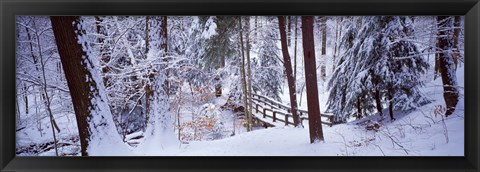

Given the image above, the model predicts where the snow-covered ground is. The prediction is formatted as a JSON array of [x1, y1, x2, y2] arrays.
[[17, 64, 464, 156], [131, 65, 464, 156]]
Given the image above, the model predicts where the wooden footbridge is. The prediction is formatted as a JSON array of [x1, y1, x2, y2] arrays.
[[249, 93, 334, 128]]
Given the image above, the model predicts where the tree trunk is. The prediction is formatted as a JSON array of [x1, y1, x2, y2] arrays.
[[23, 84, 28, 114], [278, 16, 300, 127], [321, 16, 327, 55], [215, 17, 225, 97], [145, 16, 150, 55], [32, 19, 61, 134], [437, 16, 460, 117], [452, 16, 461, 70], [293, 16, 298, 82], [29, 17, 60, 155], [301, 16, 324, 143], [374, 90, 382, 116], [333, 17, 341, 69], [51, 16, 123, 156], [161, 16, 168, 55], [246, 17, 254, 130], [388, 88, 395, 120], [145, 84, 152, 127], [254, 16, 258, 44], [370, 71, 383, 116], [25, 26, 39, 71], [356, 97, 362, 119], [320, 16, 327, 80], [161, 16, 170, 97], [434, 52, 441, 80], [40, 45, 59, 157], [287, 16, 292, 46], [239, 17, 252, 131]]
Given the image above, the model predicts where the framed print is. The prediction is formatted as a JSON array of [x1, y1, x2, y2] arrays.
[[1, 0, 479, 171]]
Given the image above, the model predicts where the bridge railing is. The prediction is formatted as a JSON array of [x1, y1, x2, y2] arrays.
[[250, 93, 334, 127]]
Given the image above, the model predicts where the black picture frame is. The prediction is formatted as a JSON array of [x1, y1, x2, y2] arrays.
[[1, 0, 479, 171]]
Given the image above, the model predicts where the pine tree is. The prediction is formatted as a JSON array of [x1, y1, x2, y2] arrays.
[[327, 16, 429, 123], [252, 17, 284, 101]]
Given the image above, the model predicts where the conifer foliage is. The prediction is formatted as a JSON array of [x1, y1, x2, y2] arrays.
[[327, 16, 430, 123]]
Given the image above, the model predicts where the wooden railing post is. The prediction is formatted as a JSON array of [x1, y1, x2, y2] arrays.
[[263, 108, 267, 118], [285, 115, 289, 126], [256, 104, 259, 113], [273, 111, 277, 122]]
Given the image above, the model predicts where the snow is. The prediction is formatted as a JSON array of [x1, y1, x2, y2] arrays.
[[78, 17, 132, 156], [81, 66, 464, 156], [16, 16, 464, 157], [201, 16, 218, 39]]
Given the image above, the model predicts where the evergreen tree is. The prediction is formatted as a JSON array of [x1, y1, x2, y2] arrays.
[[252, 17, 284, 101], [327, 16, 429, 123]]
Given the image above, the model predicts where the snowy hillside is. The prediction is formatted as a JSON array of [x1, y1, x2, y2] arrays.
[[133, 66, 464, 156], [18, 66, 464, 156]]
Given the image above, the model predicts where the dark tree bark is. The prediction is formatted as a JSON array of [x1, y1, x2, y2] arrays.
[[356, 97, 362, 119], [23, 84, 28, 114], [320, 16, 327, 55], [293, 16, 298, 82], [160, 16, 168, 55], [51, 16, 120, 156], [51, 16, 91, 156], [437, 16, 460, 117], [301, 16, 324, 143], [370, 70, 383, 116], [278, 16, 300, 127], [145, 16, 150, 55], [254, 16, 258, 44], [239, 17, 252, 131], [333, 17, 340, 69], [374, 90, 383, 116], [246, 17, 254, 131], [25, 26, 39, 71], [388, 88, 395, 120], [452, 16, 461, 70], [287, 16, 292, 46], [320, 16, 327, 80], [434, 53, 440, 80], [160, 16, 171, 97]]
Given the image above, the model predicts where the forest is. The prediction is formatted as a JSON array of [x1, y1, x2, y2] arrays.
[[15, 16, 464, 156]]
